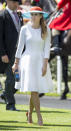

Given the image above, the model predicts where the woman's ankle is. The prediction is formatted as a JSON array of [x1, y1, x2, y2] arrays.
[[28, 111, 32, 116], [38, 115, 43, 126]]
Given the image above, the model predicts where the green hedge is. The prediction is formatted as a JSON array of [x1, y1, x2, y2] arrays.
[[50, 56, 71, 81]]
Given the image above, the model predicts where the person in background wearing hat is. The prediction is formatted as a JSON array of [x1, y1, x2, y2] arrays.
[[49, 0, 71, 53], [0, 0, 23, 111], [12, 6, 53, 125]]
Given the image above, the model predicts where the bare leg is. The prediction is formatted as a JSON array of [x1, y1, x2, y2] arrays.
[[29, 94, 34, 114], [31, 92, 43, 126], [28, 94, 34, 123]]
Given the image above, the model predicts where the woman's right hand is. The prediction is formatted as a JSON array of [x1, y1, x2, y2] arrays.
[[12, 63, 18, 73]]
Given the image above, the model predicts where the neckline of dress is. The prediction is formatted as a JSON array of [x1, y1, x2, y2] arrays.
[[29, 22, 41, 30]]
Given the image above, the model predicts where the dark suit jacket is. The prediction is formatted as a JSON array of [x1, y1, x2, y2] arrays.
[[0, 9, 23, 73]]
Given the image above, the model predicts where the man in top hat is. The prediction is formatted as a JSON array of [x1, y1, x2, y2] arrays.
[[0, 0, 23, 111]]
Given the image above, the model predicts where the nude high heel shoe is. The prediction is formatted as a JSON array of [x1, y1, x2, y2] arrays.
[[26, 112, 33, 123], [38, 115, 43, 126]]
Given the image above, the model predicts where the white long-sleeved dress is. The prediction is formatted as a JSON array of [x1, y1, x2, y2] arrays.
[[15, 22, 53, 93]]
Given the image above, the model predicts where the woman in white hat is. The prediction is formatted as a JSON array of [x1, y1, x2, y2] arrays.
[[12, 6, 53, 126]]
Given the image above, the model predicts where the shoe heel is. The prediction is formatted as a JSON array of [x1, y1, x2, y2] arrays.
[[26, 112, 33, 123], [26, 112, 28, 121]]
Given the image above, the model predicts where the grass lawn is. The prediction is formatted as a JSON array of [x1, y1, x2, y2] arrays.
[[0, 104, 71, 131]]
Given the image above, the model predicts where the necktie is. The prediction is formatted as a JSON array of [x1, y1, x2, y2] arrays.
[[12, 11, 21, 33], [13, 12, 19, 24]]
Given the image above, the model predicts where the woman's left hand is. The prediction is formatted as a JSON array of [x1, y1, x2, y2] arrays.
[[42, 65, 47, 76], [42, 59, 48, 76]]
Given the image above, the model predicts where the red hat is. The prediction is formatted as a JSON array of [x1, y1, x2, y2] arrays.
[[23, 6, 49, 19], [30, 6, 43, 13]]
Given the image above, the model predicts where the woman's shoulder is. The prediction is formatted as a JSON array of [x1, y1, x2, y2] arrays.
[[20, 23, 29, 33], [21, 22, 31, 30], [21, 24, 27, 30]]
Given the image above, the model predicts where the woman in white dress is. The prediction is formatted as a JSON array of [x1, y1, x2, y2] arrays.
[[12, 6, 53, 126]]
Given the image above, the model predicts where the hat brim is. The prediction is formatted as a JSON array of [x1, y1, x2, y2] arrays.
[[22, 11, 49, 19]]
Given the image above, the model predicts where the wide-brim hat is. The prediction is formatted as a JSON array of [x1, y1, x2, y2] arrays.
[[29, 6, 45, 13], [22, 6, 49, 19]]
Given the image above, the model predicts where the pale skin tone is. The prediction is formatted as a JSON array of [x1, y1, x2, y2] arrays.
[[1, 0, 19, 63], [12, 13, 48, 126]]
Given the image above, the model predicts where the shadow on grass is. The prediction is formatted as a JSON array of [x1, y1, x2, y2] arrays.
[[0, 123, 71, 130], [16, 108, 68, 114], [40, 110, 67, 113], [43, 124, 71, 127], [0, 124, 48, 130], [20, 110, 67, 114], [0, 121, 23, 123]]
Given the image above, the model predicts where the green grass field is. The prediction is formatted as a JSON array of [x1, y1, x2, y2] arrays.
[[0, 75, 71, 131], [0, 104, 71, 131]]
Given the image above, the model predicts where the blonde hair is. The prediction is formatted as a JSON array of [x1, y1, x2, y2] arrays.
[[40, 16, 47, 40]]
